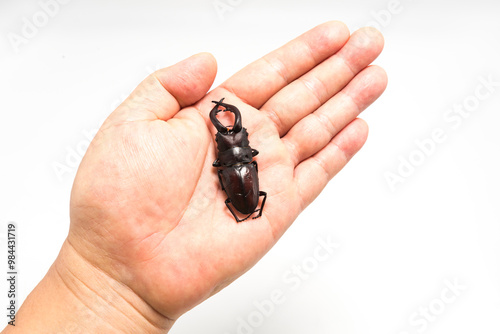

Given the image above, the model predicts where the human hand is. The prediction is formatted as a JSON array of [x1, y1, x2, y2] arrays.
[[5, 21, 387, 333]]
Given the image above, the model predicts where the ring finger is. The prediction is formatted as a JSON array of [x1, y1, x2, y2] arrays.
[[261, 27, 385, 138], [282, 65, 388, 167]]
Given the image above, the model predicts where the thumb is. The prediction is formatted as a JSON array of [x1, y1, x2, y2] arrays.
[[109, 52, 217, 123]]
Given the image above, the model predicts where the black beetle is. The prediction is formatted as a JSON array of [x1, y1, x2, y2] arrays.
[[210, 98, 267, 222]]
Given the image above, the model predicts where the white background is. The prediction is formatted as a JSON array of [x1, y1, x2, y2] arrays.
[[1, 0, 499, 333]]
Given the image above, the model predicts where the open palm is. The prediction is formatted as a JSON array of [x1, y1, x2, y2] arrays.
[[68, 22, 387, 321]]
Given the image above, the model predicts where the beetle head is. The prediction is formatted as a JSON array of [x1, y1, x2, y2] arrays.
[[215, 127, 250, 152]]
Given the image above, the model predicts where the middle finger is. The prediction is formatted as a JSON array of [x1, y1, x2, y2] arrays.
[[261, 27, 384, 137]]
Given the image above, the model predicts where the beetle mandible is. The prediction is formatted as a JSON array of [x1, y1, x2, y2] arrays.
[[210, 98, 267, 222]]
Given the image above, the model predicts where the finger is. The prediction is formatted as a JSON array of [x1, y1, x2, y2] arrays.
[[262, 27, 384, 137], [294, 118, 368, 210], [108, 53, 217, 124], [220, 21, 350, 108], [283, 65, 387, 166]]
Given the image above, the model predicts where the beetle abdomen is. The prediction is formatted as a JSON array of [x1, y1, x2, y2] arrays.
[[221, 164, 259, 214]]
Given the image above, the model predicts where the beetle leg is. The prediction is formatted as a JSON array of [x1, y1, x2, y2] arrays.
[[217, 169, 225, 191], [252, 191, 267, 219], [251, 149, 259, 157], [213, 159, 221, 167]]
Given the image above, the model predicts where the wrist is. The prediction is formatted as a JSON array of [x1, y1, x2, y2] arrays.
[[2, 239, 173, 333]]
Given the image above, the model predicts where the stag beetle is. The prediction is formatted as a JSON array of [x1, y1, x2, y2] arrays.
[[210, 98, 267, 222]]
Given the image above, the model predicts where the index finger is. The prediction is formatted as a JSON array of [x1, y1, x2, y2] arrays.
[[219, 21, 350, 108]]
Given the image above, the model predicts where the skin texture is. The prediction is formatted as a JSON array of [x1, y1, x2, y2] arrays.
[[2, 22, 387, 333]]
